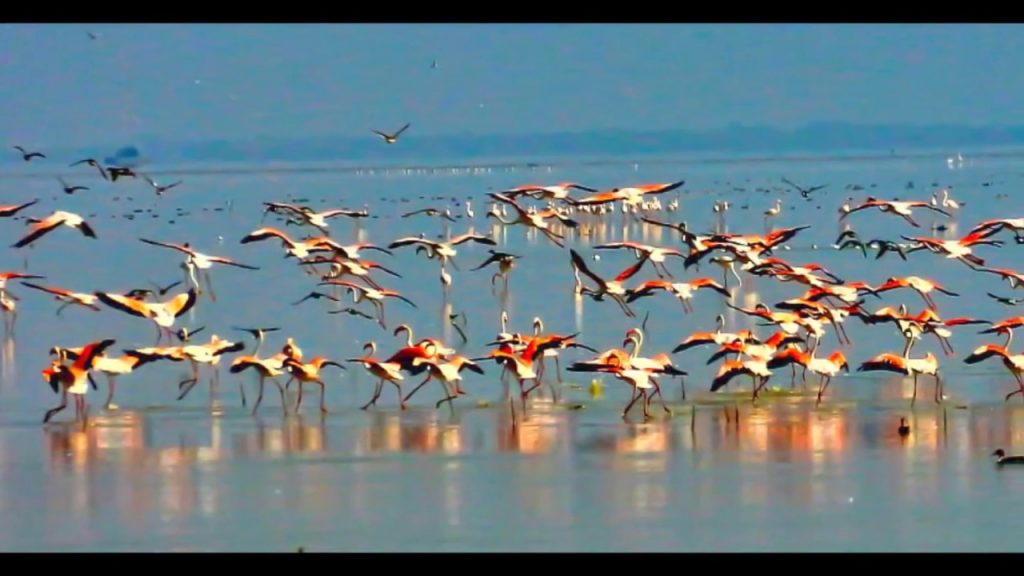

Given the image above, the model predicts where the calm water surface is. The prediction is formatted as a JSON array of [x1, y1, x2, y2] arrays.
[[2, 150, 1024, 551]]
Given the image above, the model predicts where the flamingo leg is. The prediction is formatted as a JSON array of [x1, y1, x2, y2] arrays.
[[402, 374, 432, 404], [251, 376, 265, 415], [816, 375, 831, 406], [274, 378, 289, 415], [392, 380, 407, 410], [203, 270, 217, 302], [435, 379, 459, 410], [104, 374, 118, 410], [361, 379, 384, 410], [622, 386, 642, 418], [649, 377, 672, 414], [911, 373, 918, 407], [316, 379, 327, 413], [296, 382, 305, 412], [44, 388, 68, 423]]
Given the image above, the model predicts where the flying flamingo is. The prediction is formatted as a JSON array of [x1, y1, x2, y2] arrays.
[[857, 351, 942, 405], [12, 211, 96, 248], [963, 344, 1024, 401], [42, 339, 114, 423]]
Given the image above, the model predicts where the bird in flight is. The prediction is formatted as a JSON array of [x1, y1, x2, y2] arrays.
[[69, 158, 108, 180], [13, 146, 45, 161], [372, 123, 411, 144], [142, 174, 182, 195], [57, 177, 88, 195], [988, 292, 1024, 306]]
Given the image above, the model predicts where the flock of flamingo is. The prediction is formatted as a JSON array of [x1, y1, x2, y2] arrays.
[[4, 147, 1024, 429]]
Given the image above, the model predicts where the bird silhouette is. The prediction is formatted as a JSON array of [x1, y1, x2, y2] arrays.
[[372, 123, 411, 144]]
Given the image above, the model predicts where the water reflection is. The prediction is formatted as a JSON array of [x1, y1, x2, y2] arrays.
[[1, 335, 14, 389], [19, 399, 1024, 551]]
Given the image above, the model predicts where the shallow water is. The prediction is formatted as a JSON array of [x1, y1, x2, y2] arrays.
[[2, 148, 1024, 551]]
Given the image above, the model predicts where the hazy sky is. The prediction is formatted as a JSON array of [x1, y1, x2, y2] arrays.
[[0, 23, 1022, 147]]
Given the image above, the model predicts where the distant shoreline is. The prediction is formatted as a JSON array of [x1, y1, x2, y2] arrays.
[[5, 122, 1024, 177], [1, 145, 1022, 180]]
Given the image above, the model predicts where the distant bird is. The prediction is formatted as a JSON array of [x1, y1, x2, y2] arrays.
[[57, 177, 88, 195], [142, 174, 182, 195], [70, 158, 108, 180], [149, 280, 183, 296], [21, 282, 102, 315], [107, 167, 137, 181], [0, 199, 38, 218], [327, 307, 376, 320], [992, 449, 1024, 465], [12, 211, 97, 248], [401, 207, 456, 222], [233, 327, 280, 354], [87, 31, 98, 40], [372, 123, 411, 144], [782, 177, 827, 199], [898, 417, 910, 437], [12, 146, 44, 161], [292, 291, 340, 306], [471, 249, 522, 287], [988, 293, 1024, 306]]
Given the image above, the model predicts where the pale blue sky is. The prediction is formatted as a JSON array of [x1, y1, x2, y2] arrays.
[[0, 23, 1022, 148]]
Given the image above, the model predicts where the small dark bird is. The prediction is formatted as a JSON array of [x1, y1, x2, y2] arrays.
[[782, 176, 827, 199], [149, 279, 182, 296], [988, 293, 1024, 306], [372, 123, 411, 144], [898, 417, 910, 437], [233, 327, 280, 341], [992, 449, 1024, 465], [292, 291, 340, 306], [836, 239, 868, 258], [87, 31, 98, 40], [57, 177, 89, 195], [13, 146, 45, 161], [69, 158, 108, 180], [108, 167, 137, 181], [327, 307, 375, 320], [175, 326, 205, 342], [142, 174, 182, 195], [401, 207, 455, 222], [871, 240, 908, 261]]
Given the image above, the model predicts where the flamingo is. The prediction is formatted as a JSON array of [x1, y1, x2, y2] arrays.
[[766, 346, 849, 405], [283, 356, 347, 414], [12, 211, 96, 248], [486, 192, 578, 247], [840, 197, 950, 228], [42, 339, 114, 423], [318, 280, 416, 329], [348, 342, 407, 410], [963, 344, 1024, 401], [94, 288, 198, 344], [624, 277, 730, 313], [230, 354, 290, 415], [857, 351, 942, 405]]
